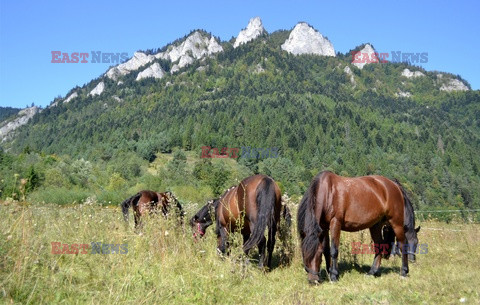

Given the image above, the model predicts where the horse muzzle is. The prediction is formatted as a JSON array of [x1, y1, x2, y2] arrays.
[[192, 223, 205, 240]]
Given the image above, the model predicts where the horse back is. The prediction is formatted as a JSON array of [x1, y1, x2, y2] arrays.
[[319, 172, 405, 231], [218, 174, 280, 231], [217, 185, 239, 229], [138, 190, 158, 204]]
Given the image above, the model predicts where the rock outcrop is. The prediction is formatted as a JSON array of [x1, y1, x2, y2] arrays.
[[158, 31, 223, 73], [64, 92, 78, 103], [352, 44, 376, 69], [281, 22, 335, 56], [344, 65, 356, 86], [50, 91, 78, 107], [0, 106, 39, 142], [234, 17, 265, 48], [401, 68, 425, 78], [396, 90, 412, 98], [440, 78, 469, 91], [136, 63, 165, 81], [88, 82, 105, 96], [106, 52, 155, 80]]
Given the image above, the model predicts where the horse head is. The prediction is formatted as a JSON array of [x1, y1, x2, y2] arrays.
[[190, 199, 217, 239], [404, 225, 421, 262]]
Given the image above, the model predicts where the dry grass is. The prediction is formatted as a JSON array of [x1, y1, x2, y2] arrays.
[[0, 199, 479, 304]]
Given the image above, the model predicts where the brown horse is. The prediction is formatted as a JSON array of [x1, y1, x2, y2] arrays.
[[191, 175, 284, 268], [121, 190, 183, 229], [298, 171, 420, 284]]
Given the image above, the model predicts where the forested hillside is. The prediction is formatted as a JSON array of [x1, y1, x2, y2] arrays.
[[1, 28, 479, 215], [0, 107, 20, 122]]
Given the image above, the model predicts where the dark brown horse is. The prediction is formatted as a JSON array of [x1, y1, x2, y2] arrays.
[[121, 190, 184, 228], [190, 175, 285, 268], [298, 171, 420, 284]]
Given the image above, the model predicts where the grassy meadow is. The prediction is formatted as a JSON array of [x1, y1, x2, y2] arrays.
[[1, 198, 479, 305]]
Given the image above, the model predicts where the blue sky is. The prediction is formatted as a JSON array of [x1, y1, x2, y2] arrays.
[[1, 0, 479, 108]]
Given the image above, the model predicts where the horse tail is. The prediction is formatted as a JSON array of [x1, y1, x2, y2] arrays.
[[298, 172, 325, 264], [121, 192, 141, 222], [243, 177, 277, 252]]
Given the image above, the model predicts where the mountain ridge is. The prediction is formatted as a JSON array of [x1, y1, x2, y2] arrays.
[[0, 17, 475, 148]]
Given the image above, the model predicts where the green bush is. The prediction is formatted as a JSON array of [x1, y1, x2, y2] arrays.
[[28, 187, 91, 205], [96, 189, 129, 206]]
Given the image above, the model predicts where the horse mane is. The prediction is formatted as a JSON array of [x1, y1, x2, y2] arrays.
[[393, 179, 415, 232], [298, 172, 324, 264]]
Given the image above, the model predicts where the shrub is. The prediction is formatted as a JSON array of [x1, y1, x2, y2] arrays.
[[28, 187, 90, 205]]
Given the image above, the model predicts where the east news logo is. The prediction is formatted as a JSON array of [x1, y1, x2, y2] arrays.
[[51, 51, 129, 64]]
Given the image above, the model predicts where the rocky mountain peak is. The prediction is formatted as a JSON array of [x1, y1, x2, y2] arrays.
[[157, 31, 223, 73], [281, 22, 335, 56], [233, 17, 265, 48]]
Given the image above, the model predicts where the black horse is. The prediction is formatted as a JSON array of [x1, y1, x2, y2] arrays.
[[190, 198, 219, 239]]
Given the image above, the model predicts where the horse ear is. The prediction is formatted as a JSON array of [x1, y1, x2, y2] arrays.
[[415, 226, 421, 233]]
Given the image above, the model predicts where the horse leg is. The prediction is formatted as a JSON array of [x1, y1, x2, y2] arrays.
[[368, 222, 384, 276], [266, 223, 277, 269], [391, 223, 409, 277], [133, 208, 142, 230], [257, 236, 267, 268], [329, 219, 341, 282], [217, 226, 228, 255], [323, 230, 331, 276]]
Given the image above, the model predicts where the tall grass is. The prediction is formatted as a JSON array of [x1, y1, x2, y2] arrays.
[[1, 200, 479, 304]]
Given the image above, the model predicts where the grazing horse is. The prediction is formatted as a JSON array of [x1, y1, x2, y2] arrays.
[[121, 190, 184, 229], [190, 175, 286, 269], [190, 191, 292, 240], [298, 171, 420, 284], [189, 194, 225, 239]]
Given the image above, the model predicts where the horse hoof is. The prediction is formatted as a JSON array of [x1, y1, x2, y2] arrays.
[[367, 271, 381, 277], [308, 279, 320, 285], [330, 275, 338, 282]]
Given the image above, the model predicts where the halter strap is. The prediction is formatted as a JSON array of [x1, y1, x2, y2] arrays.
[[193, 222, 205, 239], [304, 265, 321, 277], [197, 222, 204, 235]]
